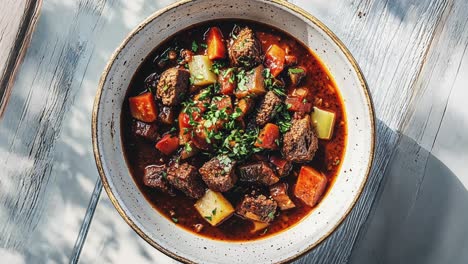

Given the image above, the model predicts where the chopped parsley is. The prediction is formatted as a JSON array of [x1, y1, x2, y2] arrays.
[[185, 142, 193, 153], [200, 43, 208, 49], [261, 228, 269, 235], [204, 215, 213, 221], [191, 41, 199, 52], [267, 211, 275, 220], [288, 68, 304, 74], [212, 208, 217, 216], [171, 217, 178, 223], [236, 69, 248, 91], [211, 60, 228, 74], [263, 68, 286, 97], [274, 103, 292, 133]]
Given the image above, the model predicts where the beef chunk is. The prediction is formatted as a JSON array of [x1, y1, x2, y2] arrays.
[[237, 194, 277, 223], [156, 67, 190, 106], [255, 91, 282, 126], [143, 165, 174, 195], [269, 183, 295, 210], [133, 121, 159, 142], [282, 116, 318, 163], [269, 156, 292, 177], [229, 27, 262, 68], [167, 163, 205, 199], [199, 155, 237, 192], [288, 67, 306, 87], [237, 162, 279, 186]]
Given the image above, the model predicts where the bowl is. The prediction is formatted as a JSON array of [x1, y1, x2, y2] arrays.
[[92, 0, 375, 263]]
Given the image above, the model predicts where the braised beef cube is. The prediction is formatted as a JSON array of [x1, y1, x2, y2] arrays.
[[235, 65, 266, 98], [143, 165, 174, 195], [229, 27, 262, 68], [133, 120, 159, 142], [269, 156, 292, 177], [236, 194, 277, 223], [237, 162, 279, 186], [167, 163, 205, 199], [269, 183, 295, 210], [158, 106, 175, 125], [199, 155, 237, 192], [255, 91, 282, 126], [288, 67, 306, 87], [282, 116, 318, 163], [156, 67, 190, 106]]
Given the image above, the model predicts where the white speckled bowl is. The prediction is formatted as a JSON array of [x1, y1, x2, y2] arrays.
[[92, 0, 375, 263]]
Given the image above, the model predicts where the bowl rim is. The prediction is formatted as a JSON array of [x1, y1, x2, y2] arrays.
[[91, 0, 376, 263]]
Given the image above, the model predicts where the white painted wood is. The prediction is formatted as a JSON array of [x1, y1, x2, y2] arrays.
[[0, 0, 42, 114], [1, 0, 467, 263], [349, 0, 468, 262]]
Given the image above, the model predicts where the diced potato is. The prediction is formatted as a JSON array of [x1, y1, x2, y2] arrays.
[[311, 106, 336, 140], [194, 189, 235, 226], [188, 55, 217, 86], [250, 221, 269, 233]]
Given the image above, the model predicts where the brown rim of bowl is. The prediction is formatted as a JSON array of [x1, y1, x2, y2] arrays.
[[91, 0, 376, 263]]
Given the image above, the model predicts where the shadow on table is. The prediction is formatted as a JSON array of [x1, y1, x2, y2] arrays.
[[349, 134, 468, 264]]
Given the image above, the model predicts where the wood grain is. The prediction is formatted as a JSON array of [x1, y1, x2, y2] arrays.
[[0, 0, 112, 262], [0, 0, 42, 116], [349, 0, 468, 262]]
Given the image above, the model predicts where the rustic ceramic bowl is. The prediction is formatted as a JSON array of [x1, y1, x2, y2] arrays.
[[92, 0, 375, 263]]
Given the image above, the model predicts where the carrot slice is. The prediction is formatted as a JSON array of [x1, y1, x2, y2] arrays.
[[294, 166, 327, 207], [206, 27, 226, 60], [264, 44, 286, 77], [255, 123, 280, 150], [128, 92, 158, 122]]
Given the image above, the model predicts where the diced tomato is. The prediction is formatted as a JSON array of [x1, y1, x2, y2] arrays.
[[206, 27, 226, 60], [255, 123, 280, 150], [178, 112, 191, 129], [128, 92, 158, 122], [218, 68, 236, 95], [285, 96, 312, 113], [264, 44, 286, 77], [178, 112, 192, 144], [214, 96, 233, 114], [294, 166, 327, 207], [155, 134, 179, 155]]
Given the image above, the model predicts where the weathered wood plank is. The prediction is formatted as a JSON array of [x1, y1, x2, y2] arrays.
[[349, 0, 468, 262], [0, 0, 42, 116], [0, 0, 114, 262]]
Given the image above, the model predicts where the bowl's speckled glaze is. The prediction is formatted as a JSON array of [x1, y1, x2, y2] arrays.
[[92, 0, 375, 263]]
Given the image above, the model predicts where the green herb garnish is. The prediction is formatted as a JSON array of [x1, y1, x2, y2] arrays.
[[288, 68, 304, 74], [191, 41, 199, 52]]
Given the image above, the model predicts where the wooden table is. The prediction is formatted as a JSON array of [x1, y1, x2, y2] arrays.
[[1, 0, 467, 263]]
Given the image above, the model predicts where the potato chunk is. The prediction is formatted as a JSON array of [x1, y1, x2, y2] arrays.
[[188, 55, 217, 86], [250, 221, 269, 234], [311, 106, 336, 140], [194, 189, 235, 226]]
